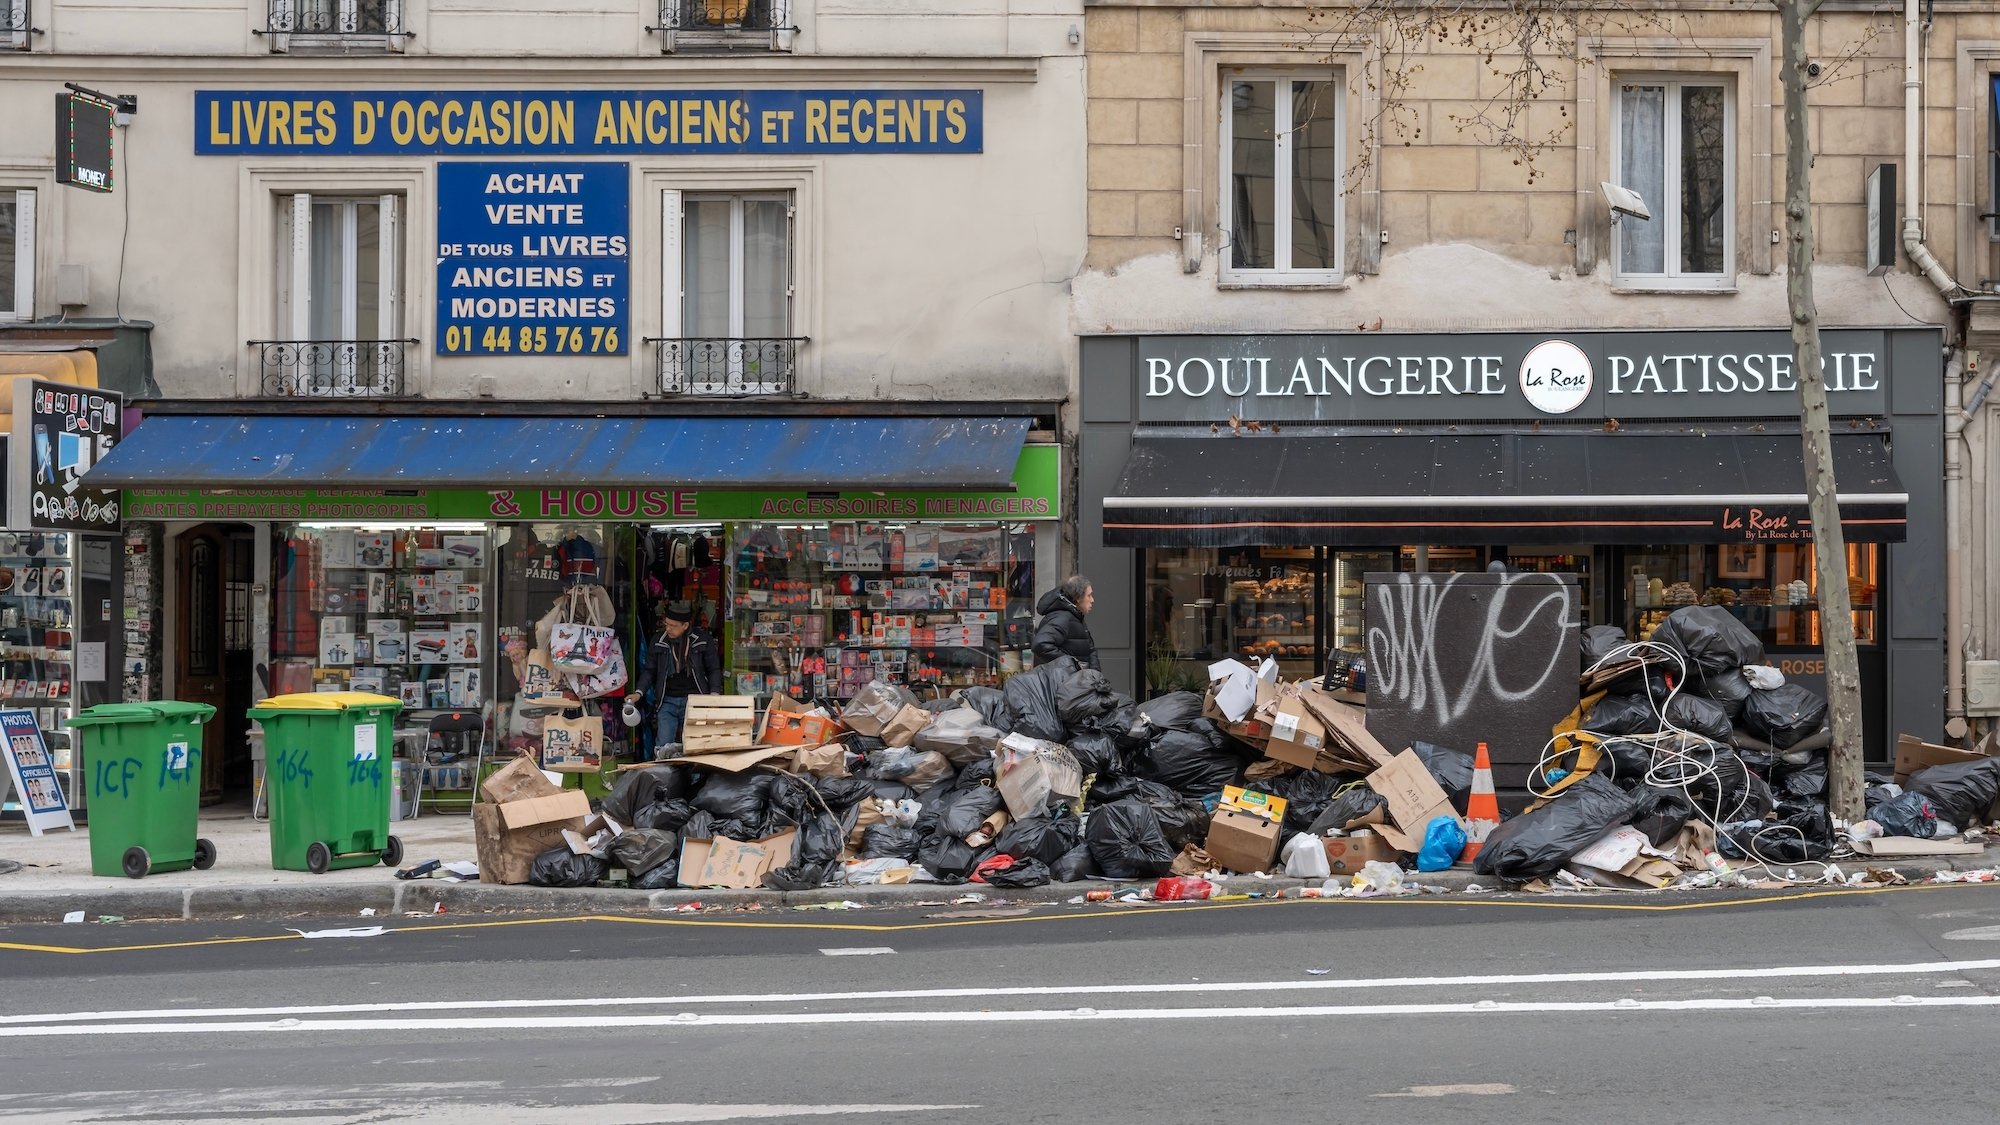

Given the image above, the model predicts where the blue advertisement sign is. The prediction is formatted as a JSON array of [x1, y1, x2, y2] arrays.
[[436, 162, 629, 356], [1, 708, 74, 834], [196, 89, 982, 155]]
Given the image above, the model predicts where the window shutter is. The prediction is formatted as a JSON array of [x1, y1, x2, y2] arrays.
[[659, 189, 683, 338], [289, 193, 313, 339], [11, 190, 34, 319], [377, 193, 399, 335]]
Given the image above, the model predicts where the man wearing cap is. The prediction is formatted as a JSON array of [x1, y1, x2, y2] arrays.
[[647, 601, 721, 754]]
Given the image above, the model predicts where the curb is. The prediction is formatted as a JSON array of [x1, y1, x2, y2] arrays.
[[1, 853, 1988, 924]]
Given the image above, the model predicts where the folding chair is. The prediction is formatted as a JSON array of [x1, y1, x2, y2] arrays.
[[415, 709, 490, 815]]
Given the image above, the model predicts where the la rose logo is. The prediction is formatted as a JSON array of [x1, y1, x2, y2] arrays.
[[1519, 339, 1593, 414]]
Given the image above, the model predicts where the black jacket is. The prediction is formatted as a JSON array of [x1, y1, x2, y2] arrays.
[[647, 627, 721, 699], [1032, 589, 1099, 670]]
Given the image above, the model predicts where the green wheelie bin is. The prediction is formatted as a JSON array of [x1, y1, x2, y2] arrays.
[[249, 692, 404, 873], [66, 701, 219, 879]]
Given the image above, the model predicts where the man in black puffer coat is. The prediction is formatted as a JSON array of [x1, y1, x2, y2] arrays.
[[1034, 575, 1100, 670]]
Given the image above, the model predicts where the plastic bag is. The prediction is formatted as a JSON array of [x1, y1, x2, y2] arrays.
[[763, 860, 835, 891], [1599, 738, 1656, 787], [1252, 769, 1342, 839], [632, 797, 699, 834], [601, 763, 695, 824], [1868, 790, 1938, 838], [1351, 860, 1405, 894], [1065, 730, 1120, 778], [841, 681, 917, 737], [608, 829, 678, 876], [1416, 816, 1467, 872], [922, 784, 1006, 841], [1582, 694, 1664, 738], [1051, 843, 1095, 882], [1698, 667, 1753, 722], [1627, 785, 1697, 847], [529, 846, 608, 888], [1056, 668, 1119, 727], [1003, 656, 1080, 741], [1650, 605, 1765, 676], [992, 811, 1084, 866], [1473, 774, 1642, 881], [1085, 799, 1178, 879], [1411, 742, 1475, 814], [630, 857, 680, 890], [1137, 722, 1245, 800], [918, 834, 994, 882], [1771, 754, 1828, 798], [1743, 664, 1786, 690], [1905, 758, 2000, 830], [1281, 832, 1332, 879], [858, 823, 922, 860], [1130, 692, 1206, 738], [1307, 787, 1388, 835], [912, 709, 1002, 765], [1581, 624, 1634, 668], [691, 772, 776, 824], [1740, 684, 1831, 751], [975, 855, 1052, 888], [861, 747, 953, 789], [956, 686, 1015, 731]]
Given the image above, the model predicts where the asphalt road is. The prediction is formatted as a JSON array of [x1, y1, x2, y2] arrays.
[[6, 885, 2000, 1123]]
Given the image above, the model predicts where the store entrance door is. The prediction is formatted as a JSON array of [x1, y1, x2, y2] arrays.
[[175, 523, 256, 803]]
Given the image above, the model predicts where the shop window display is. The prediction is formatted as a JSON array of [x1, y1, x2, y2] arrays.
[[1624, 543, 1878, 648], [728, 522, 1035, 702], [1145, 546, 1319, 690], [0, 532, 76, 773]]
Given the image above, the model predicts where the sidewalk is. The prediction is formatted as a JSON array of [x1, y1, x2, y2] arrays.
[[6, 807, 1999, 924]]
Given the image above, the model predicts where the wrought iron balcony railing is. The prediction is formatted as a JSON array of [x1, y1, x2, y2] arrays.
[[649, 337, 805, 397], [4, 0, 39, 49], [263, 0, 410, 38], [251, 339, 417, 398], [650, 0, 792, 34]]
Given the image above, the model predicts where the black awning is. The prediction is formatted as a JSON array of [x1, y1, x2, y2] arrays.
[[1103, 430, 1908, 547]]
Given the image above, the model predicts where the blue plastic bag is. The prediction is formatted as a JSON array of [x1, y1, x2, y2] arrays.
[[1416, 815, 1467, 872]]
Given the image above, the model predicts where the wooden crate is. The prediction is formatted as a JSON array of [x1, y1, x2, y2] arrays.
[[682, 694, 758, 754]]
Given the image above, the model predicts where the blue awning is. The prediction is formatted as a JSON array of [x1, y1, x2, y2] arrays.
[[86, 414, 1031, 491]]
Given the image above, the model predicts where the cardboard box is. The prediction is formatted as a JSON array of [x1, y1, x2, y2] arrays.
[[1263, 696, 1331, 770], [1323, 830, 1400, 874], [472, 798, 586, 885], [480, 752, 563, 805], [497, 789, 591, 831], [1367, 749, 1464, 854], [1206, 806, 1282, 874], [1894, 733, 1987, 784], [764, 709, 844, 747], [679, 829, 799, 889]]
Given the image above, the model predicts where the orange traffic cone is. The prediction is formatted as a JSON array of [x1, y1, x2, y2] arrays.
[[1460, 741, 1501, 866]]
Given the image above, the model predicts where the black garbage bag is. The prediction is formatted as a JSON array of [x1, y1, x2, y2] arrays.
[[632, 797, 699, 834], [1868, 791, 1937, 838], [601, 763, 697, 824], [1599, 739, 1656, 787], [1772, 797, 1835, 858], [1665, 694, 1735, 744], [993, 810, 1085, 866], [864, 780, 920, 804], [1740, 771, 1776, 820], [679, 809, 717, 843], [1004, 656, 1080, 741], [1057, 668, 1119, 727], [1066, 730, 1120, 778], [1251, 770, 1342, 840], [1906, 758, 2000, 830], [1720, 800, 1834, 863], [921, 696, 962, 714], [1771, 754, 1829, 798], [529, 846, 608, 888], [957, 686, 1016, 731], [763, 861, 835, 891], [1092, 703, 1149, 751], [1131, 692, 1206, 738], [1137, 722, 1246, 800], [691, 772, 777, 824], [630, 857, 680, 890], [608, 829, 678, 876], [1085, 798, 1177, 879], [1051, 843, 1096, 881], [1582, 694, 1663, 738], [1307, 786, 1388, 834], [1651, 605, 1765, 677], [1581, 624, 1634, 669], [1697, 668, 1754, 722], [980, 857, 1052, 888], [1411, 742, 1475, 814], [1740, 685, 1830, 751], [815, 776, 880, 816], [859, 823, 923, 860], [1087, 773, 1177, 808], [1628, 786, 1697, 848], [918, 834, 994, 882], [1864, 782, 1901, 811], [1473, 774, 1641, 882], [921, 783, 1005, 841]]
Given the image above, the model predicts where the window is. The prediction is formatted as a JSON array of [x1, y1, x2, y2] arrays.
[[659, 190, 797, 395], [1222, 75, 1342, 282], [4, 0, 29, 51], [1614, 79, 1732, 287], [1, 189, 31, 321], [271, 0, 399, 35], [269, 193, 405, 395]]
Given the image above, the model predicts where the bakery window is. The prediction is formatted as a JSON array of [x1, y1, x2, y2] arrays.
[[1624, 543, 1878, 648]]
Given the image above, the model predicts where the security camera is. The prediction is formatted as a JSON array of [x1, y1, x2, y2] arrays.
[[1600, 182, 1651, 221], [1806, 61, 1823, 78]]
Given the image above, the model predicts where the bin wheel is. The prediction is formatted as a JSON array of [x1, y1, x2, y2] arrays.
[[122, 846, 150, 880], [305, 841, 332, 875], [381, 835, 403, 867], [193, 838, 217, 870]]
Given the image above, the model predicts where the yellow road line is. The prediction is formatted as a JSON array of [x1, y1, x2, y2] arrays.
[[1, 881, 1990, 955]]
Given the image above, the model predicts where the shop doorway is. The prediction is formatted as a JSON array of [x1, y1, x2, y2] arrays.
[[174, 524, 256, 803]]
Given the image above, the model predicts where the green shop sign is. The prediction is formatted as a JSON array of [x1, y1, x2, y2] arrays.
[[121, 445, 1061, 523]]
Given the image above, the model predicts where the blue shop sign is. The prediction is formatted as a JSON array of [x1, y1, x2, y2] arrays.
[[436, 162, 630, 357], [196, 89, 982, 155]]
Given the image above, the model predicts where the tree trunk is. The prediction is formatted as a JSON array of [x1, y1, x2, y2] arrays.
[[1780, 0, 1864, 822]]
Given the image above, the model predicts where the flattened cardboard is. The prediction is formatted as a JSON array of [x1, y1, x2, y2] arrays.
[[481, 752, 563, 805], [1205, 807, 1281, 874], [1894, 733, 1987, 784], [1850, 836, 1985, 857], [1323, 831, 1399, 874], [1367, 749, 1463, 854], [676, 743, 795, 773], [497, 789, 591, 831], [680, 829, 799, 889], [1299, 688, 1396, 770]]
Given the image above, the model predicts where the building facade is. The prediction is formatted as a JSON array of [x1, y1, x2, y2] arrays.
[[1073, 1, 2000, 761], [1, 0, 1086, 805]]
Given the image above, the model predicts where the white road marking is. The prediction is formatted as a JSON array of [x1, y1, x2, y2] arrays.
[[0, 1103, 975, 1125], [1373, 1084, 1517, 1098], [820, 947, 896, 957], [1940, 926, 2000, 941], [5, 994, 2000, 1038], [6, 957, 1994, 1027]]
